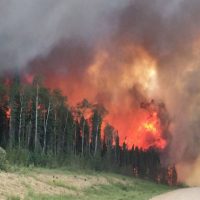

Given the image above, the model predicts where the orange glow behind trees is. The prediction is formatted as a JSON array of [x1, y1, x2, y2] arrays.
[[27, 45, 169, 151], [136, 112, 167, 150], [6, 108, 11, 119]]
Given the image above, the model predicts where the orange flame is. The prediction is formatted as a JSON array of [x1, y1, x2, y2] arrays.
[[136, 112, 166, 150], [6, 108, 11, 119], [28, 44, 168, 150]]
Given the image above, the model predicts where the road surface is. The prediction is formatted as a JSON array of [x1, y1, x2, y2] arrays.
[[150, 187, 200, 200]]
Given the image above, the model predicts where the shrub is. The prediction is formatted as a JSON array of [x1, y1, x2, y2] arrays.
[[0, 147, 8, 170], [7, 148, 30, 166]]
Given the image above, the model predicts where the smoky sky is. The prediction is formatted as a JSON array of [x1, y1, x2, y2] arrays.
[[1, 0, 199, 70], [0, 0, 127, 70]]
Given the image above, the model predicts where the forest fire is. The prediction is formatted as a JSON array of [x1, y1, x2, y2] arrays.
[[1, 0, 200, 187], [25, 44, 164, 150], [6, 108, 11, 119], [137, 112, 166, 150]]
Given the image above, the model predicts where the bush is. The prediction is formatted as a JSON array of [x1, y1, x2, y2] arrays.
[[28, 152, 58, 167], [0, 147, 8, 170], [6, 148, 58, 168], [7, 148, 30, 166]]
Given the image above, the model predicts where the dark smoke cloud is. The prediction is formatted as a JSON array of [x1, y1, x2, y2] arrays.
[[0, 0, 127, 70], [116, 0, 200, 59], [28, 39, 94, 77]]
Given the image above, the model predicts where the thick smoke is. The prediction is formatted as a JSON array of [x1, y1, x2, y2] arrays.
[[0, 0, 127, 69], [114, 0, 200, 183], [1, 0, 200, 184]]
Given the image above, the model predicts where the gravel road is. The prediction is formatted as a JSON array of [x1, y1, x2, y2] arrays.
[[150, 187, 200, 200]]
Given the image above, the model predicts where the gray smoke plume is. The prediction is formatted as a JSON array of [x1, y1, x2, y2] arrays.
[[0, 0, 127, 70]]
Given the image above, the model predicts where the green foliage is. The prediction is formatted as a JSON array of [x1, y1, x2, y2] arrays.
[[7, 196, 20, 200], [7, 148, 30, 166], [0, 147, 8, 170], [7, 148, 59, 168]]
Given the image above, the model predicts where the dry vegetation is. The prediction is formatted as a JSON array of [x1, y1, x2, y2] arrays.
[[0, 167, 172, 200]]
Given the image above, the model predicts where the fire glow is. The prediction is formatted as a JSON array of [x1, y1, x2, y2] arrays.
[[6, 108, 11, 119], [26, 44, 168, 151], [136, 112, 166, 150]]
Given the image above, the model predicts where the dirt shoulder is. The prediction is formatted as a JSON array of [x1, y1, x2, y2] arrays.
[[150, 187, 200, 200]]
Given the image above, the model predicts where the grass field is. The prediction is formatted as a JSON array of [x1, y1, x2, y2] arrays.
[[2, 167, 173, 200]]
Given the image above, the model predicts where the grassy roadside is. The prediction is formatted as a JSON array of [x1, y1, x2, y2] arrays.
[[4, 167, 174, 200]]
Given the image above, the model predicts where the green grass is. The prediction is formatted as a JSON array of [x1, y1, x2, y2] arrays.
[[50, 180, 78, 191], [25, 193, 72, 200], [5, 167, 174, 200], [82, 178, 171, 200], [7, 196, 20, 200], [23, 181, 171, 200]]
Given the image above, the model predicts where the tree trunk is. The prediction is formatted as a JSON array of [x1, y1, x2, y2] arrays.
[[27, 121, 32, 149], [94, 124, 99, 157], [18, 93, 24, 148], [54, 111, 57, 155], [89, 133, 91, 155], [8, 109, 13, 148], [74, 123, 77, 156], [43, 101, 51, 153], [81, 120, 85, 156], [62, 111, 68, 154], [35, 83, 39, 152]]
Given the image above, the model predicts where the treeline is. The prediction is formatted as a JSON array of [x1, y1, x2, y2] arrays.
[[0, 74, 177, 185]]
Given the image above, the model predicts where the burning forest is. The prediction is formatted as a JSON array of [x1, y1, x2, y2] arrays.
[[0, 0, 200, 190]]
